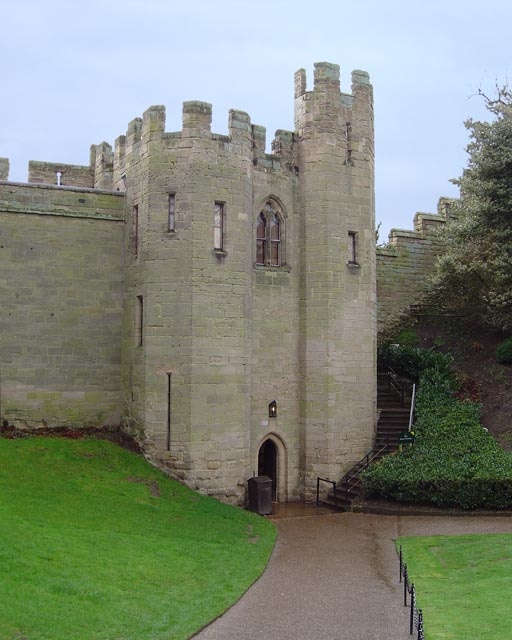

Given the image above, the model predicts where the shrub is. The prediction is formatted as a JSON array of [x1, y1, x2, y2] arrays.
[[378, 343, 453, 383], [496, 337, 512, 364], [364, 347, 512, 509], [394, 328, 419, 347]]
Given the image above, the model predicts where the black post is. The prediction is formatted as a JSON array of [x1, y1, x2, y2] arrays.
[[410, 584, 415, 635], [403, 564, 408, 606], [316, 477, 320, 506], [417, 609, 424, 640]]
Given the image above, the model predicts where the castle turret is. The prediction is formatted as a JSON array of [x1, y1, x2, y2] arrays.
[[295, 63, 376, 499]]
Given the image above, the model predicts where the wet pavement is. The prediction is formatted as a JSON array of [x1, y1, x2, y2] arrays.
[[192, 504, 512, 640]]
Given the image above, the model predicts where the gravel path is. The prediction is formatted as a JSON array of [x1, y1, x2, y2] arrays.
[[192, 506, 512, 640]]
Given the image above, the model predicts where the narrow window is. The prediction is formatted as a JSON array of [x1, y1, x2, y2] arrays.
[[133, 204, 139, 256], [348, 231, 357, 265], [166, 373, 172, 451], [168, 193, 176, 232], [270, 213, 281, 266], [214, 202, 224, 250], [136, 295, 143, 346], [345, 122, 353, 165], [256, 213, 267, 265]]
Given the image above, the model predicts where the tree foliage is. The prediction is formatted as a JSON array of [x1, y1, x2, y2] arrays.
[[427, 87, 512, 331]]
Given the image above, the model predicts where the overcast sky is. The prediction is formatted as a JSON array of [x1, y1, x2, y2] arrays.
[[2, 0, 511, 240]]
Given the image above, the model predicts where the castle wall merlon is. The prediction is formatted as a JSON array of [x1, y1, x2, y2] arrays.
[[142, 105, 166, 142], [294, 68, 307, 99], [228, 109, 251, 144], [413, 211, 448, 234], [113, 135, 126, 190], [313, 61, 341, 93], [252, 125, 266, 154], [0, 157, 9, 180], [182, 101, 212, 137], [271, 130, 294, 161], [437, 197, 457, 221], [352, 69, 371, 88], [92, 142, 114, 190], [126, 117, 143, 155]]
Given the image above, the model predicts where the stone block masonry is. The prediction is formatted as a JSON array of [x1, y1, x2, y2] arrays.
[[1, 61, 381, 506], [376, 198, 454, 331], [0, 182, 124, 427]]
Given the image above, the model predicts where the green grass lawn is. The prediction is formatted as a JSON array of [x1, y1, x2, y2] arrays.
[[0, 437, 276, 640], [398, 534, 512, 640]]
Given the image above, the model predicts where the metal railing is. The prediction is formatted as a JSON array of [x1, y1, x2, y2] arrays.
[[408, 383, 416, 431], [315, 442, 389, 508], [399, 545, 425, 639], [340, 443, 388, 503], [316, 477, 337, 510], [388, 367, 406, 406]]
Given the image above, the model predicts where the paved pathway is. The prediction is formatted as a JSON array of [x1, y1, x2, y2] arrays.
[[193, 505, 512, 640]]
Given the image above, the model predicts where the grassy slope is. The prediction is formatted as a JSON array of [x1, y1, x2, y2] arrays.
[[398, 534, 512, 640], [0, 437, 276, 640]]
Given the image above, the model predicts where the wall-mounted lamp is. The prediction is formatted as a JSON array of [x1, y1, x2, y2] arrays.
[[268, 400, 277, 418]]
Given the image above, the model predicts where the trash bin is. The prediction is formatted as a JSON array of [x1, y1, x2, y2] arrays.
[[247, 475, 272, 515]]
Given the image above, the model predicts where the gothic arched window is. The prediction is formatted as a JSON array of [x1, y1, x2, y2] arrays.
[[256, 201, 284, 267], [256, 212, 267, 265]]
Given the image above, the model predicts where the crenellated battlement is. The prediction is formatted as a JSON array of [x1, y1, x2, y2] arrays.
[[2, 60, 379, 506], [294, 63, 373, 154], [110, 100, 297, 191], [10, 63, 372, 192], [377, 197, 456, 330]]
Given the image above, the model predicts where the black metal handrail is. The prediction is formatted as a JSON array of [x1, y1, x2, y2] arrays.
[[399, 545, 425, 639], [316, 477, 337, 510], [340, 442, 388, 503]]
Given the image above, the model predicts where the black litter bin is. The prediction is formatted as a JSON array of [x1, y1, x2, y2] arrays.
[[247, 475, 272, 515]]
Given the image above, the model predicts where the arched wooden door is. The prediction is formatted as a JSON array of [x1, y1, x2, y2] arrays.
[[258, 439, 277, 501]]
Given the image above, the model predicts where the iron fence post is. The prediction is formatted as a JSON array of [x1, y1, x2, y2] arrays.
[[417, 609, 424, 640], [410, 584, 415, 635]]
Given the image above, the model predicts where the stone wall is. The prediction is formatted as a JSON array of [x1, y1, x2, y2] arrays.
[[295, 64, 376, 499], [0, 158, 9, 180], [0, 60, 378, 506], [28, 161, 94, 188], [376, 198, 453, 331], [0, 182, 125, 427], [118, 62, 377, 503]]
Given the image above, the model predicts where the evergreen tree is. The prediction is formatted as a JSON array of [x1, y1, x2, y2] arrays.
[[428, 87, 512, 331]]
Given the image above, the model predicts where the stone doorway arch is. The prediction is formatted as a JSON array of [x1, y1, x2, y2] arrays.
[[257, 434, 287, 502]]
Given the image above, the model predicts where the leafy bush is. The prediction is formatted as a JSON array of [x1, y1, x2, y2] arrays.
[[394, 328, 419, 347], [496, 337, 512, 364], [378, 343, 453, 383], [365, 348, 512, 509]]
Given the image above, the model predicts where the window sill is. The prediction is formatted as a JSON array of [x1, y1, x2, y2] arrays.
[[347, 261, 360, 269], [254, 264, 291, 272], [214, 249, 227, 257]]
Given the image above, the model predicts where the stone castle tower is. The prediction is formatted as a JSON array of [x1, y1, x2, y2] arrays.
[[0, 62, 376, 504]]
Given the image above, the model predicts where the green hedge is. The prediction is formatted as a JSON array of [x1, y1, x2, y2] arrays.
[[364, 347, 512, 509], [378, 343, 453, 383], [496, 337, 512, 364]]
